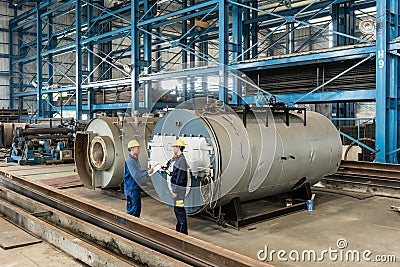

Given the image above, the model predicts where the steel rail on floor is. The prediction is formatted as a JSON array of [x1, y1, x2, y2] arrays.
[[323, 160, 400, 190], [0, 170, 270, 267]]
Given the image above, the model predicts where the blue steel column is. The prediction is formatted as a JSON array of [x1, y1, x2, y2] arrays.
[[143, 0, 152, 110], [286, 23, 295, 54], [155, 27, 162, 72], [17, 30, 23, 104], [131, 0, 140, 110], [232, 0, 242, 106], [189, 0, 195, 65], [75, 0, 83, 119], [189, 0, 195, 102], [47, 11, 54, 118], [218, 0, 229, 103], [251, 0, 258, 58], [331, 2, 356, 124], [200, 35, 208, 99], [375, 0, 399, 163], [388, 0, 399, 162], [243, 1, 250, 60], [395, 0, 400, 162], [8, 20, 14, 109], [331, 3, 346, 46], [181, 0, 188, 102], [36, 8, 43, 117], [87, 0, 94, 118]]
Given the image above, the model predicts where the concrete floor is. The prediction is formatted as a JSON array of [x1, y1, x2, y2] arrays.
[[1, 164, 399, 266], [0, 234, 84, 267], [65, 186, 400, 267]]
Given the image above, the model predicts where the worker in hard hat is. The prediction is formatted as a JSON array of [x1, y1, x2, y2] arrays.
[[170, 139, 189, 234], [124, 139, 153, 217]]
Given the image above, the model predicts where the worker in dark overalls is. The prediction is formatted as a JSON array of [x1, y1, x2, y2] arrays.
[[170, 139, 189, 234], [124, 139, 153, 217]]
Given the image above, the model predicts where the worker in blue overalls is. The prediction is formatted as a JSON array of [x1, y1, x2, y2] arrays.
[[124, 139, 153, 217], [170, 139, 189, 234]]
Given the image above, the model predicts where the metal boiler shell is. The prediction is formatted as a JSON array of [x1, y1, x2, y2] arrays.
[[85, 117, 125, 188], [76, 116, 160, 189], [199, 111, 342, 206]]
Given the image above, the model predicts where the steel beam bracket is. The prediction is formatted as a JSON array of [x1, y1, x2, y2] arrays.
[[270, 104, 307, 126]]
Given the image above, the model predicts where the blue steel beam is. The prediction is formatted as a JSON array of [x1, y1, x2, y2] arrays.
[[339, 131, 377, 153], [229, 0, 373, 46], [11, 0, 391, 127], [137, 1, 218, 27], [245, 0, 375, 25], [140, 67, 221, 82], [13, 54, 37, 64], [49, 102, 176, 112], [151, 8, 216, 29], [10, 1, 56, 24], [82, 26, 131, 44], [293, 54, 374, 104], [232, 44, 376, 70], [11, 0, 133, 25], [40, 0, 75, 18], [242, 89, 376, 104], [256, 0, 336, 58]]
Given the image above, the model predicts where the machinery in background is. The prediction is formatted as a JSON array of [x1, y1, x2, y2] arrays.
[[0, 108, 29, 123], [5, 118, 83, 165]]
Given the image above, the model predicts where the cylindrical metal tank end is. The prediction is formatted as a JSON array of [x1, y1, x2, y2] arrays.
[[89, 136, 115, 171], [75, 116, 159, 189], [75, 117, 124, 189]]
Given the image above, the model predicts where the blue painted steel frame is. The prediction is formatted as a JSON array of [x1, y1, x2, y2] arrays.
[[8, 0, 400, 164], [375, 0, 400, 163], [242, 89, 376, 104]]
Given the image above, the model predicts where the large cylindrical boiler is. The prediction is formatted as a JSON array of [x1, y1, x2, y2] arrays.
[[75, 109, 342, 215], [148, 109, 342, 214]]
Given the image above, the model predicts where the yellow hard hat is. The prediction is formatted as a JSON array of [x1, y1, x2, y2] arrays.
[[127, 139, 140, 148], [172, 139, 186, 147]]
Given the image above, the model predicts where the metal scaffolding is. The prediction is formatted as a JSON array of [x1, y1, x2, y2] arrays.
[[7, 0, 400, 163]]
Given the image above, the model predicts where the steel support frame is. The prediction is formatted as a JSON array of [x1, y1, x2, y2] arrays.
[[219, 0, 229, 103], [75, 0, 83, 120], [9, 0, 136, 118], [375, 0, 400, 163], [8, 0, 400, 164], [131, 0, 140, 111], [36, 8, 43, 117]]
